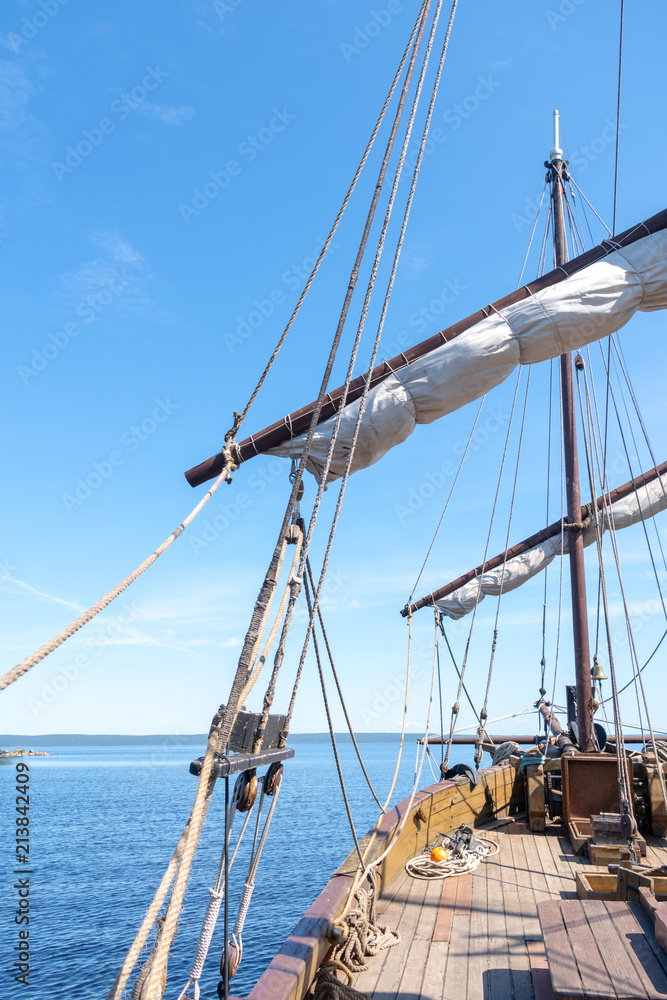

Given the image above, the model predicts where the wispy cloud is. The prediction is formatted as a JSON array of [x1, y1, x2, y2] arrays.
[[140, 103, 195, 126], [0, 571, 82, 612]]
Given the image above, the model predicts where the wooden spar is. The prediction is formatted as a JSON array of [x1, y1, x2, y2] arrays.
[[402, 457, 667, 615], [551, 112, 593, 753], [417, 733, 651, 745], [184, 207, 667, 488]]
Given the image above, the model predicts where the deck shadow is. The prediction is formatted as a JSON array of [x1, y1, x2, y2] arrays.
[[483, 967, 534, 999]]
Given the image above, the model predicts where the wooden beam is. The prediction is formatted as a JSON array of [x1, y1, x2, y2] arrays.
[[404, 457, 667, 616], [185, 208, 667, 488]]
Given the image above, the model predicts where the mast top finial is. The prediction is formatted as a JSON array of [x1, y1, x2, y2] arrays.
[[550, 108, 563, 163]]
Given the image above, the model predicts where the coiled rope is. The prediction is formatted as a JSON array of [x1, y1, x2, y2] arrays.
[[405, 834, 498, 880]]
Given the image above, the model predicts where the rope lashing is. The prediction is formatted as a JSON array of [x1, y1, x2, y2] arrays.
[[562, 502, 593, 531], [220, 411, 242, 483]]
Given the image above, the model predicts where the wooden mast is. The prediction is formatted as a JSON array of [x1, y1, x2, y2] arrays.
[[550, 110, 594, 752]]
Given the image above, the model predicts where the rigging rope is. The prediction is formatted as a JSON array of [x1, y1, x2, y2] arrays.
[[407, 398, 485, 606], [305, 558, 385, 812], [475, 368, 532, 765], [131, 10, 440, 993], [578, 359, 667, 813], [0, 464, 234, 693], [442, 367, 523, 771], [282, 0, 459, 745], [613, 0, 625, 235], [229, 0, 431, 441]]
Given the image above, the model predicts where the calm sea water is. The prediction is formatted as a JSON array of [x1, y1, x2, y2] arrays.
[[0, 740, 479, 999]]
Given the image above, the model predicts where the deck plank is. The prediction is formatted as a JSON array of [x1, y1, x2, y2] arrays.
[[608, 901, 667, 999], [538, 899, 584, 999], [584, 898, 650, 999]]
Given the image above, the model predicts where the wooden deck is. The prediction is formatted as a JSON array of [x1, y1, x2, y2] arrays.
[[352, 824, 667, 1000]]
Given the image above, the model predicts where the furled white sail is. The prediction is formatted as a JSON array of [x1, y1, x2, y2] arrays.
[[267, 229, 667, 481], [434, 472, 667, 620]]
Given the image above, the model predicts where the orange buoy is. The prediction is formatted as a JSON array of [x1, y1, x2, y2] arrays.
[[430, 846, 450, 863]]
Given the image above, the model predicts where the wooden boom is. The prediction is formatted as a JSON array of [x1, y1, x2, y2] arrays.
[[184, 209, 667, 488], [402, 458, 667, 616]]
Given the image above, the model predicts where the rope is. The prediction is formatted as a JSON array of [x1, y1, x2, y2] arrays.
[[575, 361, 633, 815], [490, 742, 521, 766], [130, 920, 165, 1000], [305, 558, 385, 812], [442, 368, 523, 770], [475, 368, 532, 764], [408, 398, 485, 606], [280, 0, 442, 741], [338, 607, 441, 920], [578, 359, 667, 814], [516, 181, 547, 289], [126, 14, 438, 990], [230, 0, 431, 440], [613, 0, 625, 235], [314, 871, 400, 999], [405, 831, 498, 880], [312, 963, 369, 1000], [0, 463, 234, 692]]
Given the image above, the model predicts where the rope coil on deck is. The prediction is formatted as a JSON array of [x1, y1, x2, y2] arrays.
[[404, 830, 499, 880]]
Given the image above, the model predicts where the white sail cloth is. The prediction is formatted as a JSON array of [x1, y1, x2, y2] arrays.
[[267, 229, 667, 481], [434, 472, 667, 620]]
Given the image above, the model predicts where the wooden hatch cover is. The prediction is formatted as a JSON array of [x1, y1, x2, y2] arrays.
[[538, 898, 667, 999]]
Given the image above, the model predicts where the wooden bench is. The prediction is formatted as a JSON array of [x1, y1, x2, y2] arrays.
[[538, 898, 667, 999]]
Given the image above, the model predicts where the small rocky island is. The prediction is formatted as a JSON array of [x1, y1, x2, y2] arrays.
[[0, 748, 51, 758]]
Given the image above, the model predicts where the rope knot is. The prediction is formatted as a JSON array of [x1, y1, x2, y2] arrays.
[[221, 411, 243, 483]]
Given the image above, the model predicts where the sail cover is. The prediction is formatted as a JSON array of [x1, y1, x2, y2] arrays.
[[434, 472, 667, 620], [267, 227, 667, 482]]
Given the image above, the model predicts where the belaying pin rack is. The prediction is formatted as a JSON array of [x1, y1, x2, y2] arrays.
[[189, 708, 294, 778]]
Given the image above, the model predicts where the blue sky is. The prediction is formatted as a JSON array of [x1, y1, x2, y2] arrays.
[[2, 0, 667, 739]]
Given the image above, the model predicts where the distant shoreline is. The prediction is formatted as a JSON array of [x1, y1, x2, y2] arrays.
[[0, 732, 415, 747]]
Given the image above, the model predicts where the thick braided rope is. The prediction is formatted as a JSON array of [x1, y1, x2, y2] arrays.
[[0, 465, 232, 692], [105, 800, 209, 1000]]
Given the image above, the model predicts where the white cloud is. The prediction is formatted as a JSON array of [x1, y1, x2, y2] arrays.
[[140, 103, 195, 126]]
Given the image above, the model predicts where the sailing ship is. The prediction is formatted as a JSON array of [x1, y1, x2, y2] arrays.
[[5, 3, 667, 999]]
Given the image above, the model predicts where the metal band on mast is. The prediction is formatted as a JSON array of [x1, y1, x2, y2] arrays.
[[550, 110, 594, 752]]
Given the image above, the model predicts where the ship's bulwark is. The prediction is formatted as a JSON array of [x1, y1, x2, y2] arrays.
[[267, 226, 667, 482]]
